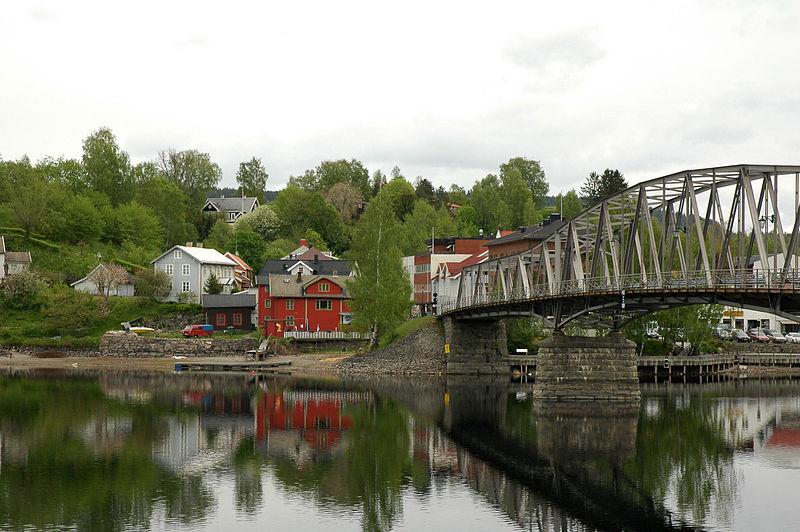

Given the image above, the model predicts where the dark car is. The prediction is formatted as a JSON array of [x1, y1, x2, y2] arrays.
[[764, 329, 788, 343], [748, 328, 770, 342], [731, 328, 751, 342]]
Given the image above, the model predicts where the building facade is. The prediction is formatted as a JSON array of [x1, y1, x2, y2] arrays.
[[257, 274, 352, 337], [70, 264, 135, 297], [202, 293, 257, 331], [151, 245, 237, 303], [202, 196, 259, 223]]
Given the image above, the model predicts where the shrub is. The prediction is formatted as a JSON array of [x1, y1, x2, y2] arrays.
[[134, 269, 171, 301], [42, 284, 99, 331], [0, 270, 48, 310], [177, 291, 197, 304]]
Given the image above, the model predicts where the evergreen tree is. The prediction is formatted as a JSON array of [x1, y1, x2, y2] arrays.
[[580, 169, 628, 206], [204, 273, 223, 294]]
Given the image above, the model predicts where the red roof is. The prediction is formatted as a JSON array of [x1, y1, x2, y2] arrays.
[[435, 249, 488, 279], [224, 252, 252, 271], [766, 428, 800, 447]]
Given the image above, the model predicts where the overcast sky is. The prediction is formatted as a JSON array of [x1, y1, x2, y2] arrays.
[[2, 0, 799, 193]]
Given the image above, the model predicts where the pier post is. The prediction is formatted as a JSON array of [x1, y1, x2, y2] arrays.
[[443, 317, 509, 375], [533, 331, 640, 401]]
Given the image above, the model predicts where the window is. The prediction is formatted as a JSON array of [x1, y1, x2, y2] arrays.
[[182, 264, 191, 276], [181, 281, 191, 292], [414, 263, 430, 274], [286, 299, 294, 310], [174, 250, 182, 259], [233, 312, 243, 326], [315, 300, 332, 310], [286, 315, 295, 326], [264, 299, 271, 309], [165, 264, 174, 275], [216, 313, 227, 327], [319, 283, 330, 293]]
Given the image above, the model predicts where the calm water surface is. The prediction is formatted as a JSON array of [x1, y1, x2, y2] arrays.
[[0, 370, 799, 531]]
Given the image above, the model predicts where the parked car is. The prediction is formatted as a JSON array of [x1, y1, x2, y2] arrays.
[[786, 332, 800, 344], [182, 324, 214, 337], [764, 329, 788, 343], [731, 328, 751, 342], [748, 328, 770, 342], [714, 323, 732, 339]]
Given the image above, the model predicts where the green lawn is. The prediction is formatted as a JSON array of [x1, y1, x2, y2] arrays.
[[0, 297, 201, 348], [379, 316, 437, 348]]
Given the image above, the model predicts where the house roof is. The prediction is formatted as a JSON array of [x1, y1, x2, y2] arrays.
[[151, 246, 236, 266], [204, 197, 259, 213], [435, 249, 488, 279], [0, 236, 5, 253], [224, 252, 253, 271], [292, 246, 337, 261], [201, 293, 256, 308], [485, 219, 567, 247], [70, 263, 132, 287], [5, 251, 32, 264], [266, 274, 351, 298], [256, 259, 352, 284]]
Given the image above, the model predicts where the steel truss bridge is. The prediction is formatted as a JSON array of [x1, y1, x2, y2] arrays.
[[440, 164, 800, 329]]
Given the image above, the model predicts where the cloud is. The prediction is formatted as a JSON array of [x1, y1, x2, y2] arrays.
[[505, 29, 605, 71]]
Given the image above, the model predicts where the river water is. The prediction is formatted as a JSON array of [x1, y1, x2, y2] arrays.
[[0, 370, 799, 531]]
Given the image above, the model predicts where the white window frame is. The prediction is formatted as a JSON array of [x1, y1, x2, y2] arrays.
[[164, 264, 174, 275], [315, 299, 332, 311], [182, 264, 190, 276], [181, 281, 191, 293], [174, 250, 182, 259]]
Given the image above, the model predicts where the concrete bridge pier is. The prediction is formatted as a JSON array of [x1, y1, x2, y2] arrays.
[[533, 331, 640, 401], [443, 317, 509, 375]]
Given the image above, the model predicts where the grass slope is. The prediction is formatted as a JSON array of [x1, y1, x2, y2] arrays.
[[379, 316, 437, 348]]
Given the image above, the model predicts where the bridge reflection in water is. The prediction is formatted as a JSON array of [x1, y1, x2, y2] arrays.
[[6, 370, 797, 530]]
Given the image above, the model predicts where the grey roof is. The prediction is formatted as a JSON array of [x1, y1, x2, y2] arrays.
[[485, 219, 567, 247], [70, 263, 132, 287], [4, 251, 31, 264], [204, 197, 259, 213], [257, 259, 351, 283], [266, 274, 351, 298], [202, 293, 256, 308], [0, 236, 5, 253]]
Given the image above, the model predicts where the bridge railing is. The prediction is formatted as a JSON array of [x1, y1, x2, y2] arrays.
[[439, 268, 800, 315]]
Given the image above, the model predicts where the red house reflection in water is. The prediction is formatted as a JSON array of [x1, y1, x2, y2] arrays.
[[256, 391, 356, 452]]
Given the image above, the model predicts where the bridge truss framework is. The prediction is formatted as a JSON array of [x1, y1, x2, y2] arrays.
[[440, 164, 800, 329]]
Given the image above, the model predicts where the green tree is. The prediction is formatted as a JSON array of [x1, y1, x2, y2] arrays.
[[204, 272, 223, 294], [262, 238, 297, 260], [157, 148, 221, 208], [228, 227, 265, 270], [236, 157, 268, 201], [135, 170, 197, 246], [290, 159, 371, 198], [500, 157, 548, 205], [347, 195, 412, 345], [133, 268, 171, 301], [414, 177, 436, 204], [0, 270, 48, 310], [236, 205, 280, 242], [272, 185, 349, 253], [376, 178, 416, 221], [401, 200, 457, 255], [500, 167, 535, 227], [81, 127, 133, 205], [455, 205, 480, 237], [448, 184, 468, 205], [36, 157, 87, 191], [204, 219, 233, 251], [370, 169, 387, 196], [469, 174, 510, 234], [7, 173, 56, 238], [42, 284, 99, 332], [303, 229, 329, 251], [49, 192, 104, 243], [580, 168, 628, 206], [555, 189, 584, 220], [105, 201, 164, 250]]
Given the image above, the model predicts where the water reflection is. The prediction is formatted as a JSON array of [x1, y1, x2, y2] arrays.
[[0, 370, 799, 530]]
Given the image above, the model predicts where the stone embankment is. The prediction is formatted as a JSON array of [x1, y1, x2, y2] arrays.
[[336, 322, 446, 375], [98, 331, 257, 358]]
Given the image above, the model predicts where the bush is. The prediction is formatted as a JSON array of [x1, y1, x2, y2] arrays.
[[0, 270, 48, 310], [134, 269, 171, 301], [177, 291, 197, 304], [42, 284, 99, 332]]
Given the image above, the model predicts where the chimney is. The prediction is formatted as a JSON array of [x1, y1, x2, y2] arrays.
[[196, 242, 203, 248], [186, 241, 193, 247], [314, 254, 319, 263], [299, 238, 308, 247], [296, 266, 303, 283]]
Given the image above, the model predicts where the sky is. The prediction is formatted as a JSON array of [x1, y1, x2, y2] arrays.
[[2, 0, 799, 194]]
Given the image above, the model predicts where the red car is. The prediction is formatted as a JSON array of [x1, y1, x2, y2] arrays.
[[182, 324, 214, 337]]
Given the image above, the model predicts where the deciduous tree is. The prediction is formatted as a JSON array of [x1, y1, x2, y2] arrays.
[[82, 128, 133, 205], [500, 157, 548, 206], [236, 205, 280, 242], [236, 157, 268, 201], [324, 182, 363, 221]]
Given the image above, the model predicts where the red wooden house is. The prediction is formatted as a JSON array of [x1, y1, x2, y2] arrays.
[[258, 273, 353, 337]]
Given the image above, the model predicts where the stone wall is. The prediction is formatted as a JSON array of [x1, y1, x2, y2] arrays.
[[533, 332, 640, 401], [99, 332, 258, 358], [443, 317, 509, 375]]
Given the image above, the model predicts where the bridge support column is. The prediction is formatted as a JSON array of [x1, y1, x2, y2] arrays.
[[533, 331, 640, 401], [443, 317, 509, 375]]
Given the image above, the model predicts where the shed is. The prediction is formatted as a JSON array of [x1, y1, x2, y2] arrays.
[[202, 293, 257, 331]]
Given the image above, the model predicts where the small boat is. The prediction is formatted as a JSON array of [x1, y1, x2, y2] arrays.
[[129, 327, 155, 334]]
